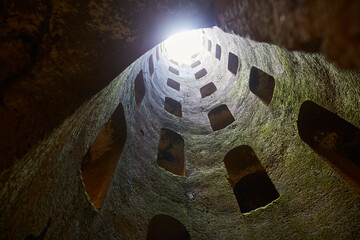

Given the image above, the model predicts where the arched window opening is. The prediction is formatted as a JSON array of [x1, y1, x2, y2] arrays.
[[167, 78, 180, 91], [170, 59, 179, 66], [297, 100, 360, 192], [156, 47, 160, 61], [147, 214, 190, 240], [81, 103, 127, 209], [157, 129, 185, 176], [228, 52, 239, 75], [249, 67, 275, 106], [208, 104, 235, 131], [200, 82, 217, 98], [134, 70, 145, 108], [149, 55, 154, 76], [195, 68, 207, 80], [169, 66, 180, 75], [215, 44, 221, 60], [191, 60, 201, 68], [224, 145, 280, 213], [164, 97, 182, 117]]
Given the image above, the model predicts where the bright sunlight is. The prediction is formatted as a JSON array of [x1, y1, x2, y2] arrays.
[[163, 30, 203, 65]]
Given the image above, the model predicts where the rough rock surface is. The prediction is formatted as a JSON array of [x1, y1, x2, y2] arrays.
[[215, 0, 360, 69], [2, 0, 360, 175], [1, 26, 359, 239], [0, 0, 213, 171]]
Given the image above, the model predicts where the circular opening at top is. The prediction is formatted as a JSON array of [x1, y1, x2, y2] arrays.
[[163, 29, 203, 66]]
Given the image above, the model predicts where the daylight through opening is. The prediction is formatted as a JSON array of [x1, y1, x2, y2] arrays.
[[163, 30, 203, 66]]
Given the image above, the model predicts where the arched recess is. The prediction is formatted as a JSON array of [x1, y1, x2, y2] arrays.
[[170, 59, 179, 66], [149, 55, 154, 76], [200, 82, 217, 98], [215, 44, 221, 60], [224, 145, 280, 213], [195, 68, 207, 80], [191, 60, 201, 68], [164, 97, 182, 118], [156, 47, 160, 61], [249, 67, 275, 106], [208, 40, 212, 52], [297, 100, 360, 192], [208, 104, 235, 131], [167, 78, 180, 91], [134, 70, 145, 108], [169, 66, 180, 75], [157, 129, 185, 176], [81, 103, 127, 209], [228, 52, 239, 75], [147, 214, 191, 240]]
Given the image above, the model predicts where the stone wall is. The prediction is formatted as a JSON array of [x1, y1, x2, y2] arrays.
[[0, 0, 213, 171], [2, 0, 360, 177], [1, 26, 359, 239], [215, 0, 360, 69]]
